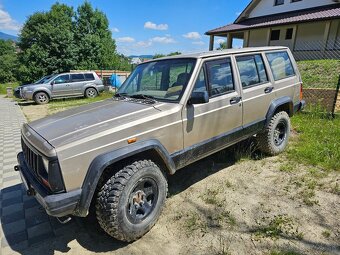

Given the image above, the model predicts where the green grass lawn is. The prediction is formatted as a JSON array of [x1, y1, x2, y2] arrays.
[[288, 112, 340, 171], [297, 59, 340, 89], [0, 83, 19, 94], [48, 91, 114, 112]]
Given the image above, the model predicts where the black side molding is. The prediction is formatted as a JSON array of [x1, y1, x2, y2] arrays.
[[75, 139, 175, 217]]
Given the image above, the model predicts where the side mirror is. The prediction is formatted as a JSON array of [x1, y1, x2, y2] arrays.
[[188, 91, 209, 105], [51, 81, 55, 85]]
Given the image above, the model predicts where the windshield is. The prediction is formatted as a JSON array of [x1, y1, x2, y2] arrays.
[[34, 74, 54, 84], [117, 58, 196, 102]]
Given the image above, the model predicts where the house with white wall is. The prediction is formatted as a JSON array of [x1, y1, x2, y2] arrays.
[[206, 0, 340, 60]]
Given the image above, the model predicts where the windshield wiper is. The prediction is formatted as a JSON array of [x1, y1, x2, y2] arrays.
[[130, 94, 156, 100]]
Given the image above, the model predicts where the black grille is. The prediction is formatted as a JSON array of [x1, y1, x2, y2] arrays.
[[21, 138, 46, 178]]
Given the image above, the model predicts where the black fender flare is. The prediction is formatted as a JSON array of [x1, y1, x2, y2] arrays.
[[74, 139, 175, 216], [265, 96, 293, 126]]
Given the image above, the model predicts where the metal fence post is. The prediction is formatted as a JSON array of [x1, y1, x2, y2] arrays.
[[331, 74, 340, 118]]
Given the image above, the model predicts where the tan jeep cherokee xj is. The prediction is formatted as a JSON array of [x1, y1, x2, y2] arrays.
[[15, 46, 305, 241]]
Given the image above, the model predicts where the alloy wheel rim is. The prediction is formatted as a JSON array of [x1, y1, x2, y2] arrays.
[[273, 120, 287, 146], [126, 177, 158, 224]]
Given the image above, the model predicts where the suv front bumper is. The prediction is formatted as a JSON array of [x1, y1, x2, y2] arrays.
[[16, 152, 81, 217]]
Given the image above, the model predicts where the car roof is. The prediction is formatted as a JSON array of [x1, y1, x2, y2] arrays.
[[149, 46, 288, 61]]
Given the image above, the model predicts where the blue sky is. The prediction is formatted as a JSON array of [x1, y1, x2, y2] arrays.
[[0, 0, 250, 55]]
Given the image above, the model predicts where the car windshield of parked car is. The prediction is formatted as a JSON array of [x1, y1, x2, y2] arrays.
[[34, 75, 54, 84], [117, 58, 196, 102]]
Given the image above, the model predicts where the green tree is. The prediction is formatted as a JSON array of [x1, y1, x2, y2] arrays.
[[0, 40, 18, 83], [153, 53, 166, 59], [74, 2, 117, 70], [217, 41, 227, 50], [19, 3, 77, 83], [167, 51, 181, 56]]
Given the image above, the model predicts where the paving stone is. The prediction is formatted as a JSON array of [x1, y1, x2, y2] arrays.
[[2, 219, 26, 236], [1, 190, 21, 200], [1, 210, 25, 224], [27, 221, 53, 240], [1, 196, 22, 207], [25, 212, 49, 228], [1, 231, 27, 247], [2, 203, 23, 216]]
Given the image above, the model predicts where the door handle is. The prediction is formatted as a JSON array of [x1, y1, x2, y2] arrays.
[[264, 86, 274, 94], [230, 96, 242, 105]]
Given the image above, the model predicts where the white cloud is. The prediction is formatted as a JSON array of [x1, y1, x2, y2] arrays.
[[116, 37, 135, 43], [144, 21, 168, 31], [0, 5, 21, 31], [192, 41, 205, 45], [150, 36, 176, 44], [111, 27, 119, 33], [183, 32, 201, 40], [136, 41, 152, 48]]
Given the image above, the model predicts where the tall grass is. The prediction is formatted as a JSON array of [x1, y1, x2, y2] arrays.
[[297, 59, 340, 88], [288, 112, 340, 171], [0, 83, 19, 94]]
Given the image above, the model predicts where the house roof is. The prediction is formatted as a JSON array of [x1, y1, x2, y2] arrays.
[[206, 4, 340, 35]]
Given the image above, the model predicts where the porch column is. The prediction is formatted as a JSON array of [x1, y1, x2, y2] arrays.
[[209, 35, 214, 51], [292, 25, 298, 52], [322, 21, 331, 53], [243, 30, 250, 47], [226, 33, 232, 49]]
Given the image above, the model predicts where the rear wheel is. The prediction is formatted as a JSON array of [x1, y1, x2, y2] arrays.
[[85, 88, 98, 98], [96, 160, 167, 241], [258, 111, 290, 156], [34, 92, 49, 104]]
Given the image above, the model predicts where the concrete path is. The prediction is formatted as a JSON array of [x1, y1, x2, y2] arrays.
[[0, 96, 75, 254]]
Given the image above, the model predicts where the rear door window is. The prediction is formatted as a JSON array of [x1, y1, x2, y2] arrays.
[[71, 73, 85, 82], [205, 58, 234, 97], [266, 51, 295, 80], [236, 54, 268, 88]]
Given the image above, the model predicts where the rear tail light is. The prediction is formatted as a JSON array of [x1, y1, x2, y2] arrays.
[[299, 83, 303, 101]]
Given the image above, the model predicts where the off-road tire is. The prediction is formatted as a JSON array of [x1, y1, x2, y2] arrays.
[[34, 92, 49, 104], [95, 160, 167, 241], [85, 87, 98, 98], [258, 111, 290, 156]]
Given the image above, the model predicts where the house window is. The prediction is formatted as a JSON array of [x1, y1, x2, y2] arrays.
[[270, 30, 281, 41], [274, 0, 284, 6], [291, 0, 302, 2], [285, 28, 293, 40]]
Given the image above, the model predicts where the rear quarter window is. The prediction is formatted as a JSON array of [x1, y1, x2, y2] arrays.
[[266, 51, 295, 81], [84, 73, 95, 81]]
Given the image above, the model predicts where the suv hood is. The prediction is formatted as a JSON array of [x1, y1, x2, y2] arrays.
[[28, 98, 163, 148]]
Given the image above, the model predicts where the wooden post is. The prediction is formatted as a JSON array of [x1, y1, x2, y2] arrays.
[[322, 21, 331, 57], [292, 24, 298, 52], [227, 33, 232, 49], [243, 30, 250, 47], [209, 35, 214, 51]]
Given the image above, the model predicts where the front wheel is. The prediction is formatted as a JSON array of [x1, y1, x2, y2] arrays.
[[257, 111, 291, 156], [34, 92, 49, 104], [96, 160, 168, 241]]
